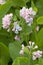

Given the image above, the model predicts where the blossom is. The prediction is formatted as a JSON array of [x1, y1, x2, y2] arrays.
[[14, 35, 20, 41], [19, 44, 24, 55], [36, 26, 39, 32], [20, 7, 36, 26], [27, 41, 38, 49], [12, 22, 22, 34], [2, 13, 13, 29], [28, 7, 36, 15], [0, 0, 6, 5], [32, 50, 42, 60], [19, 49, 24, 55]]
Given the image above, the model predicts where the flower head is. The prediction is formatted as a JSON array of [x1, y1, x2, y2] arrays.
[[2, 13, 13, 29], [12, 22, 22, 34], [32, 50, 42, 60], [27, 41, 38, 50], [20, 7, 36, 26], [0, 0, 5, 5], [14, 35, 20, 41]]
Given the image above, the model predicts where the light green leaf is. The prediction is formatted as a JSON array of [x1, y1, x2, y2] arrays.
[[36, 28, 43, 50], [24, 0, 30, 3], [36, 0, 43, 17], [0, 42, 10, 65], [9, 41, 21, 61], [31, 1, 38, 12], [38, 58, 43, 65], [12, 0, 26, 7], [12, 57, 28, 65], [37, 16, 43, 24]]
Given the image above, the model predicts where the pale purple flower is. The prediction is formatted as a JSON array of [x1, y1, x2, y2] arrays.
[[2, 13, 13, 29], [20, 7, 36, 26], [0, 0, 5, 5], [14, 35, 20, 41], [28, 7, 36, 15], [32, 50, 42, 60], [12, 22, 22, 34]]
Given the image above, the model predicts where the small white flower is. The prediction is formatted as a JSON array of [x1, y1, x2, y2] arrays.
[[27, 41, 38, 50], [19, 50, 24, 55], [32, 42, 35, 46], [19, 44, 24, 55], [26, 46, 31, 49], [36, 26, 39, 32], [22, 44, 24, 50], [29, 41, 32, 46], [33, 45, 38, 49], [32, 55, 36, 60]]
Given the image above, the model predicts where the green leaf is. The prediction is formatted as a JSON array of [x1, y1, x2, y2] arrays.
[[24, 47, 29, 54], [31, 1, 38, 12], [12, 57, 28, 65], [37, 16, 43, 24], [38, 58, 43, 65], [0, 1, 12, 28], [24, 0, 30, 3], [12, 0, 26, 7], [0, 42, 10, 65], [0, 29, 12, 46], [20, 18, 32, 36], [12, 58, 20, 65], [36, 28, 43, 50], [9, 41, 21, 61], [36, 0, 43, 17]]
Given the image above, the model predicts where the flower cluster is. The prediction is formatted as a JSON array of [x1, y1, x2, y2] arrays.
[[2, 13, 22, 34], [0, 0, 5, 5], [2, 13, 13, 29], [20, 7, 36, 26], [27, 41, 38, 49], [32, 50, 42, 60], [12, 22, 22, 34], [19, 41, 42, 60]]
